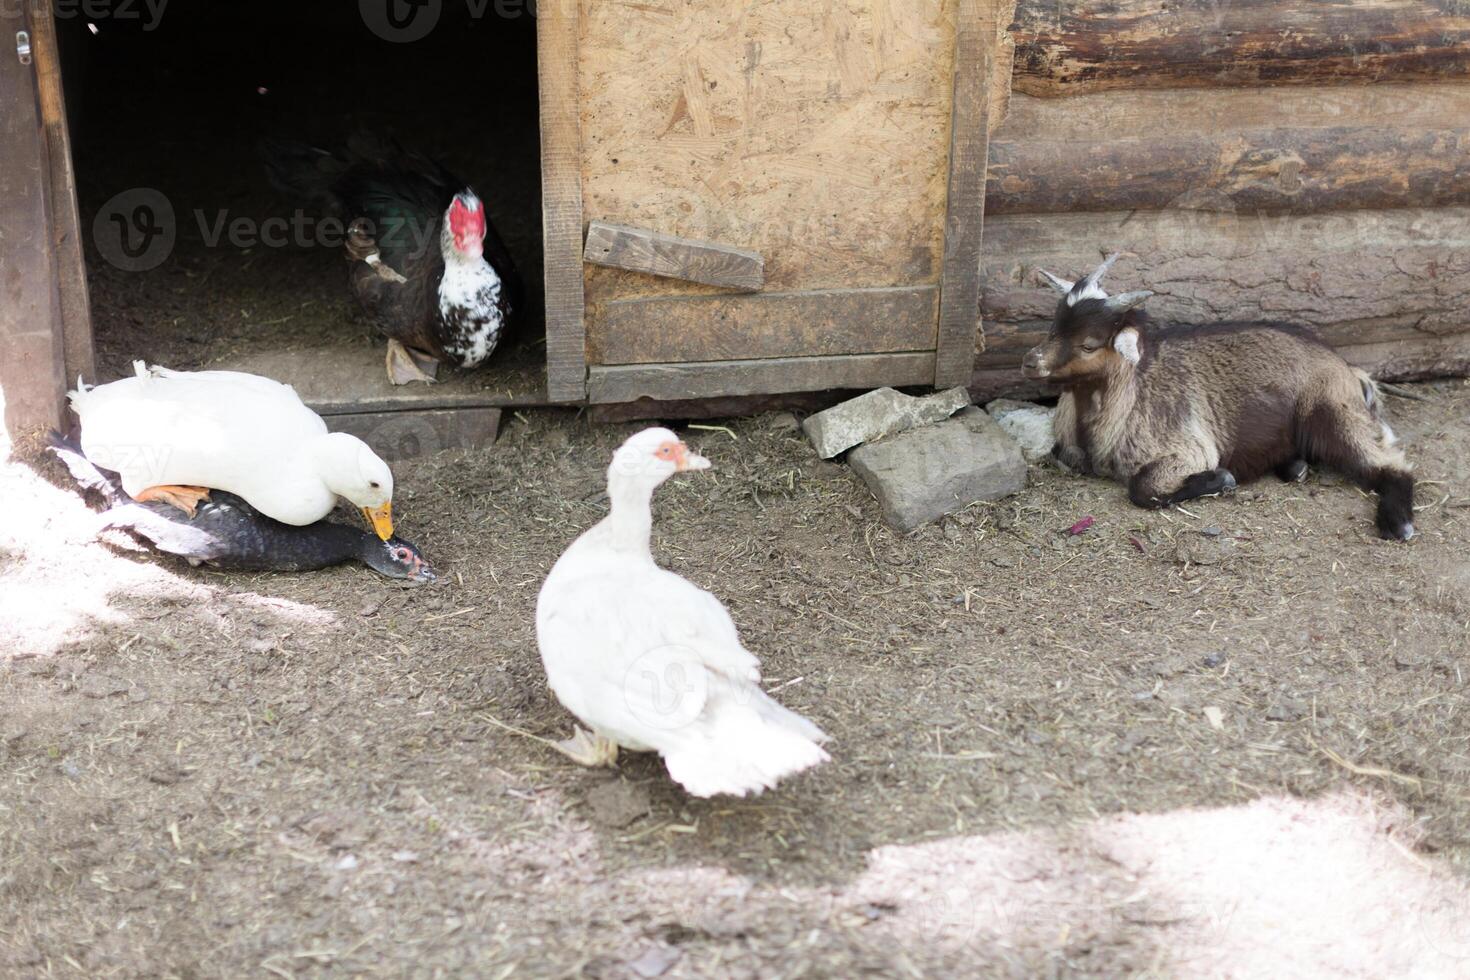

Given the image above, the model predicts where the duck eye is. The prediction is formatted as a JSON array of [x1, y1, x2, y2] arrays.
[[369, 481, 381, 489]]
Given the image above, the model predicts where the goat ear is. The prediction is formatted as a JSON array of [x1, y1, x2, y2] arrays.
[[1112, 327, 1142, 365]]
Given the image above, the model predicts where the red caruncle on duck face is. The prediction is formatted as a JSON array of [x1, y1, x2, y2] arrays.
[[448, 194, 486, 258]]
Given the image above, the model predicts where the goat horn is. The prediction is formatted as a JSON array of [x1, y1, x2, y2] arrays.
[[1079, 252, 1122, 294], [1037, 269, 1075, 295], [1104, 289, 1154, 313]]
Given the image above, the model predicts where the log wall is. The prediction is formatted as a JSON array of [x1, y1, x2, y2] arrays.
[[976, 3, 1470, 397]]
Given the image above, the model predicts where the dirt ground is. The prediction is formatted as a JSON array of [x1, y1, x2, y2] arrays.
[[4, 381, 1470, 978]]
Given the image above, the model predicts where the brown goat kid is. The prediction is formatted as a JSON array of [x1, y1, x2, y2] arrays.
[[1022, 255, 1415, 541]]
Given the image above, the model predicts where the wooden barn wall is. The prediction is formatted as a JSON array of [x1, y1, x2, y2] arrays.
[[976, 0, 1470, 398], [578, 0, 968, 369]]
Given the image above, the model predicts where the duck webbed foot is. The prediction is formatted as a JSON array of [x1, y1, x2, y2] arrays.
[[386, 339, 440, 386], [133, 484, 211, 517], [553, 727, 620, 768]]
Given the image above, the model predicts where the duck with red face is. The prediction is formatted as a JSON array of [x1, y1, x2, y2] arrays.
[[263, 136, 523, 385]]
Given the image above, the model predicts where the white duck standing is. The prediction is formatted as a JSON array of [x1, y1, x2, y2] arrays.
[[70, 362, 397, 539], [536, 427, 829, 797]]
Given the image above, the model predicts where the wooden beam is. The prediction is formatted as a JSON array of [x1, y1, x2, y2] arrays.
[[988, 126, 1470, 216], [1011, 0, 1470, 96], [583, 221, 764, 291], [587, 352, 937, 405], [934, 0, 991, 388], [0, 10, 67, 449], [591, 286, 938, 366], [537, 0, 587, 403], [31, 8, 93, 386], [980, 206, 1470, 340], [326, 407, 502, 462]]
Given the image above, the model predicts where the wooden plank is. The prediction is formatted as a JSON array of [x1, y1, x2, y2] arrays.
[[935, 0, 990, 386], [588, 352, 937, 404], [583, 221, 764, 291], [326, 408, 502, 463], [0, 11, 67, 448], [988, 126, 1470, 216], [538, 0, 587, 403], [592, 286, 938, 366], [31, 8, 94, 386], [1011, 0, 1470, 96], [209, 346, 548, 416], [980, 207, 1470, 340]]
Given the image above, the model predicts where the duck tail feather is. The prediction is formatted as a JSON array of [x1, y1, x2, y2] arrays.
[[47, 432, 124, 504]]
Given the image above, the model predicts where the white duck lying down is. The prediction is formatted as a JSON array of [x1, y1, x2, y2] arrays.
[[536, 428, 829, 798], [69, 362, 397, 539]]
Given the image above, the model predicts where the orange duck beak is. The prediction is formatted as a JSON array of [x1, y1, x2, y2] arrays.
[[363, 502, 395, 540]]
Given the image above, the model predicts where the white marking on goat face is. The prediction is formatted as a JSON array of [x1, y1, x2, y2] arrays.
[[1068, 281, 1108, 307], [1113, 327, 1141, 365]]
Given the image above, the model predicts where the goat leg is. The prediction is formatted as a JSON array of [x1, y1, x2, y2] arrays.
[[1129, 458, 1237, 509]]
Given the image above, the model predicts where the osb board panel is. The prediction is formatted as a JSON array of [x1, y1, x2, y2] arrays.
[[591, 286, 938, 365], [578, 0, 959, 309]]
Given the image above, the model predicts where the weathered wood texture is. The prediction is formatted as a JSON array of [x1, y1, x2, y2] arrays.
[[1011, 0, 1470, 96], [539, 0, 587, 402], [990, 85, 1470, 215], [0, 10, 67, 448], [587, 352, 937, 405], [584, 221, 764, 291], [32, 9, 93, 387], [977, 207, 1470, 383], [579, 0, 960, 303], [935, 0, 992, 386], [326, 408, 502, 462], [591, 287, 938, 366]]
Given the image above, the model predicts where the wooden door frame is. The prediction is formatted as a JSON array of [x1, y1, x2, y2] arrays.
[[537, 0, 587, 404], [934, 0, 990, 388], [0, 6, 93, 449]]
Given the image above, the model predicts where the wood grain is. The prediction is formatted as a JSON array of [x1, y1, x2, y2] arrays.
[[584, 221, 764, 291], [30, 9, 93, 388], [578, 0, 959, 303], [980, 206, 1470, 346], [935, 0, 990, 386], [1010, 0, 1470, 96], [988, 126, 1470, 216], [0, 8, 67, 444], [538, 0, 587, 402], [327, 408, 502, 462], [588, 352, 938, 404], [592, 286, 939, 366]]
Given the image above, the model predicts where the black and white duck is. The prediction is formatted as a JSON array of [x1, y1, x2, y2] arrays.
[[50, 436, 435, 583]]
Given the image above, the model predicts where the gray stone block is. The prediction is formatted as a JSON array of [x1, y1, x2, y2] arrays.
[[848, 408, 1027, 532], [802, 386, 971, 459], [985, 398, 1056, 462]]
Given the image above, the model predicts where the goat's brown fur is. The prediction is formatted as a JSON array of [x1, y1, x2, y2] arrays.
[[1025, 269, 1415, 540]]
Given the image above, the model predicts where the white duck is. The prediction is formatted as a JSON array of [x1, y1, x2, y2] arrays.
[[536, 427, 829, 798], [69, 362, 397, 538]]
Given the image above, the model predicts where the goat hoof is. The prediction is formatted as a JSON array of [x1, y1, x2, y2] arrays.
[[1380, 521, 1415, 542], [1276, 459, 1309, 483], [1219, 470, 1238, 493]]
